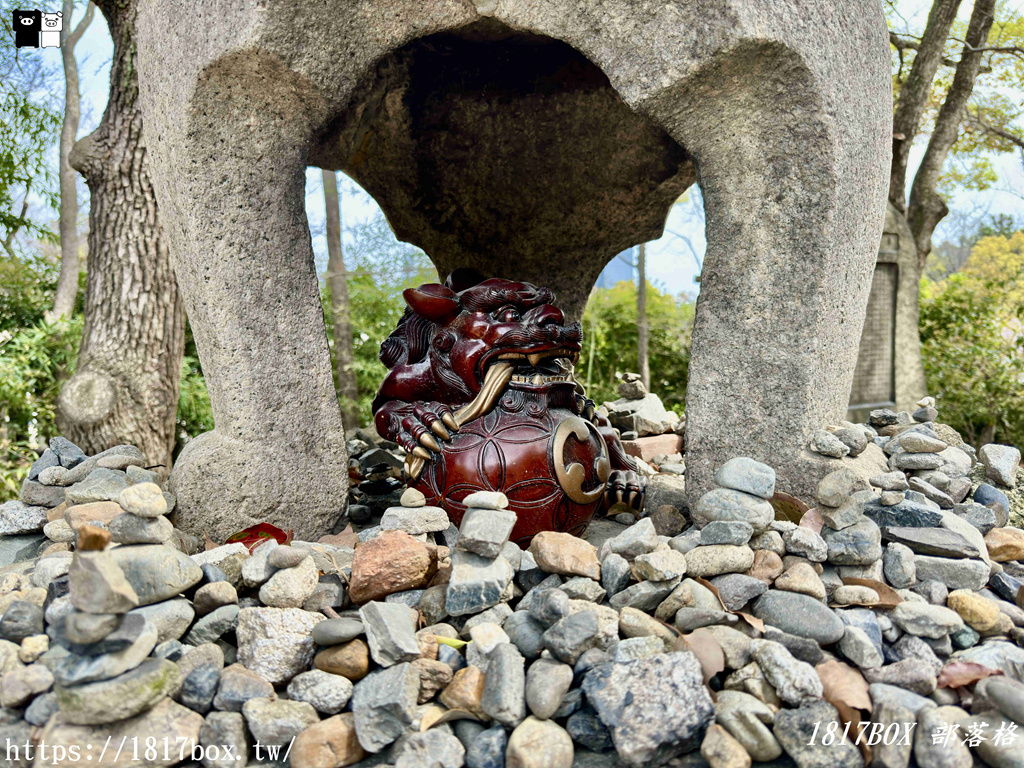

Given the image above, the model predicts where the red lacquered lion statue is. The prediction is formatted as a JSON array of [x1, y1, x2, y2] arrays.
[[372, 269, 644, 544]]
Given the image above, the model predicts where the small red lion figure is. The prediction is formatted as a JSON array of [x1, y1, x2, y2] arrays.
[[373, 270, 643, 536]]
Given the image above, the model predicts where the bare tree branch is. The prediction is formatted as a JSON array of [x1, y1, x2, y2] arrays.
[[908, 0, 997, 269], [890, 0, 965, 210], [949, 36, 1024, 56], [888, 31, 991, 70], [67, 2, 95, 48]]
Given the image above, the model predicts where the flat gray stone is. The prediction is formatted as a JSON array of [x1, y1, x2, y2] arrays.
[[821, 517, 882, 565], [980, 443, 1021, 488], [699, 520, 753, 546], [913, 556, 989, 591], [65, 468, 130, 505], [360, 601, 420, 667], [445, 550, 514, 616], [109, 512, 173, 544], [52, 619, 159, 686], [311, 617, 364, 646], [889, 602, 964, 639], [481, 642, 526, 727], [351, 662, 419, 753], [129, 598, 196, 644], [110, 544, 203, 606], [752, 591, 845, 644], [456, 507, 517, 559], [55, 658, 179, 725], [380, 505, 451, 535], [286, 668, 353, 714], [693, 488, 774, 534], [713, 457, 776, 500], [0, 501, 48, 535], [881, 526, 979, 559]]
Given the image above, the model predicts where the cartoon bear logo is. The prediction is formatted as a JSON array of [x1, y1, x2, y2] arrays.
[[12, 9, 41, 49], [40, 11, 62, 48]]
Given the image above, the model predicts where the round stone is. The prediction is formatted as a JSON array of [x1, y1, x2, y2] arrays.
[[311, 617, 365, 646], [117, 483, 168, 518]]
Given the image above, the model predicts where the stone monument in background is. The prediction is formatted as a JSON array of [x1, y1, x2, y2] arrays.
[[133, 0, 891, 539], [848, 202, 929, 422]]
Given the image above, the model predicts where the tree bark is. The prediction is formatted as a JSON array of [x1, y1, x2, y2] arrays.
[[908, 0, 996, 267], [57, 0, 185, 472], [636, 242, 650, 390], [890, 0, 963, 210], [322, 169, 360, 431], [48, 0, 94, 321]]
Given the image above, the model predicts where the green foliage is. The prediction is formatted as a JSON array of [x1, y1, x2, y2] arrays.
[[0, 316, 82, 500], [888, 2, 1024, 204], [579, 280, 694, 411], [920, 232, 1024, 449], [321, 213, 438, 426], [174, 323, 214, 457]]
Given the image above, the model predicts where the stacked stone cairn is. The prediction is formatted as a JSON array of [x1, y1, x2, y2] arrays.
[[1, 393, 1023, 768]]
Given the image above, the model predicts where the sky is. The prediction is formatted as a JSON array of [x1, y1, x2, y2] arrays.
[[50, 1, 1024, 297]]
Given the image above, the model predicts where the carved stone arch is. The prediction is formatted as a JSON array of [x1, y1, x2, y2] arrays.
[[136, 0, 890, 536]]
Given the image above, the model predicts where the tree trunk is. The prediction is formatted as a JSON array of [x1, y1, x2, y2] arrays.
[[908, 0, 996, 267], [636, 243, 650, 390], [322, 169, 360, 431], [57, 0, 185, 472], [890, 0, 963, 209], [48, 0, 94, 321]]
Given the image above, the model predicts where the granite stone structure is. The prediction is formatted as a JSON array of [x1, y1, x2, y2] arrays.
[[135, 0, 891, 537], [848, 202, 928, 422]]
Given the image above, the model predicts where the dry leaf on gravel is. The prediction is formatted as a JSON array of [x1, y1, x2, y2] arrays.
[[937, 661, 1004, 689], [680, 628, 725, 684], [817, 659, 873, 764], [840, 577, 903, 609], [769, 492, 809, 524]]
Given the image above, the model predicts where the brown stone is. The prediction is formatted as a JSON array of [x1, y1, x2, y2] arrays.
[[773, 562, 827, 601], [529, 531, 600, 580], [745, 550, 784, 584], [439, 665, 488, 720], [77, 524, 111, 551], [416, 631, 439, 661], [313, 639, 370, 681], [290, 713, 364, 768], [40, 542, 71, 556], [348, 531, 437, 604], [622, 434, 684, 463], [650, 505, 687, 537], [64, 502, 123, 531], [701, 723, 751, 768], [412, 657, 454, 703], [984, 528, 1024, 563], [948, 589, 1001, 632], [798, 508, 825, 534], [781, 555, 823, 574], [47, 501, 69, 523]]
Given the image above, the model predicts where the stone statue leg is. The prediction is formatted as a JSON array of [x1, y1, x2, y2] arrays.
[[144, 60, 348, 541], [636, 38, 890, 505]]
